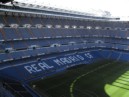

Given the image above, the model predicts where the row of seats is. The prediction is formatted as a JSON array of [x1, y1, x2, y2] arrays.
[[0, 42, 129, 63], [0, 28, 128, 42], [0, 15, 129, 28], [2, 37, 129, 50], [0, 33, 128, 52]]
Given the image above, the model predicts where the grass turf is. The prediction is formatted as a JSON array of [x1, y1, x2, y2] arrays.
[[105, 70, 129, 97], [30, 60, 129, 97]]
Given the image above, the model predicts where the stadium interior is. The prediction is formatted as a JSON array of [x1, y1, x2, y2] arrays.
[[0, 0, 129, 97]]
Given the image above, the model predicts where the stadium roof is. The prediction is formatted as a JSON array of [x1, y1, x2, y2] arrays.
[[0, 0, 13, 3], [8, 0, 129, 18]]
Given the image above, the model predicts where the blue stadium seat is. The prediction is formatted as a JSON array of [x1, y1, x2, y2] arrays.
[[53, 29, 67, 38], [71, 29, 77, 37], [68, 45, 75, 50], [23, 49, 37, 57], [0, 16, 5, 24], [91, 29, 100, 37], [30, 28, 43, 38], [74, 44, 83, 50], [122, 40, 129, 45], [19, 17, 31, 25], [31, 17, 43, 25], [36, 39, 50, 47], [72, 38, 82, 43], [48, 39, 61, 45], [3, 28, 20, 41], [0, 53, 12, 62], [3, 42, 13, 49], [4, 16, 17, 24], [0, 29, 4, 41], [10, 51, 26, 60], [12, 41, 27, 49], [85, 29, 92, 37], [58, 45, 69, 52], [18, 28, 33, 39], [108, 30, 117, 38], [110, 51, 120, 60], [115, 44, 128, 50], [36, 48, 48, 55], [47, 47, 59, 53], [40, 28, 53, 38], [120, 53, 129, 60], [121, 31, 128, 38]]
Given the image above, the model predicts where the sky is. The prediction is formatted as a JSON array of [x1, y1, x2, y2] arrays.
[[15, 0, 129, 17]]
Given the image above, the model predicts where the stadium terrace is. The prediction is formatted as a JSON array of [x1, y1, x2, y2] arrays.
[[0, 1, 129, 97]]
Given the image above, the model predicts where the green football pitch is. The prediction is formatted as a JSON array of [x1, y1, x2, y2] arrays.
[[30, 60, 129, 97]]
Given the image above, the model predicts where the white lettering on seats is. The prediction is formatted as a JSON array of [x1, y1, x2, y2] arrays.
[[53, 59, 64, 66], [31, 64, 42, 72], [60, 57, 72, 64], [85, 53, 93, 58], [24, 65, 37, 74], [76, 55, 84, 60], [53, 55, 84, 66], [24, 62, 54, 74], [68, 56, 80, 62], [38, 62, 54, 70]]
